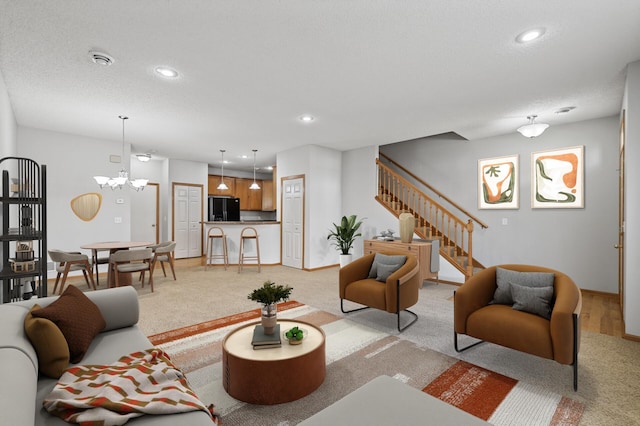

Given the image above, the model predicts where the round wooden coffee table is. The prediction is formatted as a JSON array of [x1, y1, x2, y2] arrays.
[[222, 319, 326, 405]]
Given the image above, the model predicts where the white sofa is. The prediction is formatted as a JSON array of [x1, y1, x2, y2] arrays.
[[0, 286, 211, 425]]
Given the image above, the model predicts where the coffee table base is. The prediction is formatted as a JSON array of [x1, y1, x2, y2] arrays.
[[222, 320, 326, 405]]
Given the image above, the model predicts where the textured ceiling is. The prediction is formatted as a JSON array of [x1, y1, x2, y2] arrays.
[[1, 0, 639, 172]]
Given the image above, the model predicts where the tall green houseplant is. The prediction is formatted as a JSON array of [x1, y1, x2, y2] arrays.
[[327, 215, 364, 255]]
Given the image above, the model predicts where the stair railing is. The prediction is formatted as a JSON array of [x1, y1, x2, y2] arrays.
[[376, 158, 481, 278]]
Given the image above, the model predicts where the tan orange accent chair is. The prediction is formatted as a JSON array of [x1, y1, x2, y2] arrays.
[[339, 251, 420, 331], [454, 264, 582, 390]]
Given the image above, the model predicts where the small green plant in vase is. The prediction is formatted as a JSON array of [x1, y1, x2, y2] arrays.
[[285, 326, 304, 345], [248, 280, 293, 335]]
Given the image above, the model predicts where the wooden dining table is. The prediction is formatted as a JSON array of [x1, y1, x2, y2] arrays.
[[81, 241, 153, 287]]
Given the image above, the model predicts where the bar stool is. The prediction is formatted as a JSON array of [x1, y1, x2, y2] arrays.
[[238, 226, 261, 272], [206, 227, 229, 269]]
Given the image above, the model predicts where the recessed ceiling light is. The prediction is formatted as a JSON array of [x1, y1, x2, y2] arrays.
[[516, 28, 546, 43], [299, 114, 315, 123], [155, 66, 179, 78]]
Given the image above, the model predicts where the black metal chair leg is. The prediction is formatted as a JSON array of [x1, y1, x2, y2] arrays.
[[573, 312, 579, 391], [397, 309, 418, 332], [340, 299, 370, 314], [454, 331, 485, 353]]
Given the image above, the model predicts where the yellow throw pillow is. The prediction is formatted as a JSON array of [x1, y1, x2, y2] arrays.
[[24, 304, 70, 379]]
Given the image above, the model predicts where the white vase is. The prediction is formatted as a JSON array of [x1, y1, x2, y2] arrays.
[[261, 303, 277, 335], [339, 254, 353, 268]]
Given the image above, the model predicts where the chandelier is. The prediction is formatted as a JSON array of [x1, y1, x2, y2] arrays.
[[249, 149, 260, 190], [94, 116, 149, 191]]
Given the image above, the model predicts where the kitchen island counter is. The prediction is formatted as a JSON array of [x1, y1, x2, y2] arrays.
[[203, 221, 281, 266]]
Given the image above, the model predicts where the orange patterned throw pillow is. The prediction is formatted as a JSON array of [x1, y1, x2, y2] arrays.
[[31, 285, 106, 363], [24, 304, 70, 378]]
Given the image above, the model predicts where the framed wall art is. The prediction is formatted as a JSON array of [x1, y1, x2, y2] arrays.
[[531, 145, 584, 208], [478, 154, 519, 209]]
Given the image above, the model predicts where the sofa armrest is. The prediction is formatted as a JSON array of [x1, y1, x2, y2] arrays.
[[453, 267, 498, 334], [385, 255, 420, 313], [84, 287, 140, 332], [550, 273, 582, 365], [339, 254, 375, 298]]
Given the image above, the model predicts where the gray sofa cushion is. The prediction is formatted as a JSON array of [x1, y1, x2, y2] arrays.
[[491, 267, 555, 305]]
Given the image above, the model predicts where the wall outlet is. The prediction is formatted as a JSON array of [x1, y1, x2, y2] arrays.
[[116, 198, 124, 204], [502, 218, 508, 225], [114, 217, 122, 224]]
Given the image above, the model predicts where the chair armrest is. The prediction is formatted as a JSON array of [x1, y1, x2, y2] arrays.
[[550, 273, 582, 364], [339, 254, 375, 298], [453, 267, 498, 334], [62, 253, 89, 262], [385, 256, 420, 313]]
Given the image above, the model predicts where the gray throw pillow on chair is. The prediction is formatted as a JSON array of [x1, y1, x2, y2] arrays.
[[511, 283, 554, 319], [368, 253, 407, 281], [491, 267, 555, 305]]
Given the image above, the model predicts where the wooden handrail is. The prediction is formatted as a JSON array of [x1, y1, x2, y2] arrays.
[[376, 159, 483, 278], [379, 152, 488, 229]]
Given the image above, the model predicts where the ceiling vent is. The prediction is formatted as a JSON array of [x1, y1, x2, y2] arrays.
[[88, 51, 114, 66]]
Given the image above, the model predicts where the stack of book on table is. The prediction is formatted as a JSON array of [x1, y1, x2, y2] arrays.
[[251, 324, 281, 349]]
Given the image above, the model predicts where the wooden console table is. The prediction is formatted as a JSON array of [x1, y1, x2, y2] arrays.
[[364, 239, 439, 284]]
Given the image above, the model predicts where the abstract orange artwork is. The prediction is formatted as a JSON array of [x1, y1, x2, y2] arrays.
[[478, 154, 519, 209], [531, 146, 584, 208]]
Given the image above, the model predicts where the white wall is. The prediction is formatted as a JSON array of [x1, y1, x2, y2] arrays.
[[379, 116, 619, 294], [0, 70, 16, 156], [17, 127, 132, 275], [623, 60, 640, 337]]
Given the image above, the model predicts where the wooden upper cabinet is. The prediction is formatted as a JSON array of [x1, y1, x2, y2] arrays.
[[235, 178, 262, 210], [208, 175, 236, 196], [261, 179, 275, 211]]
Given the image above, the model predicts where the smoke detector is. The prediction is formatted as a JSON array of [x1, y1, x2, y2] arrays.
[[88, 50, 114, 66]]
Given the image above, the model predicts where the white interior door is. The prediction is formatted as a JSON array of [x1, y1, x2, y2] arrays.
[[174, 185, 189, 259], [282, 177, 303, 269], [173, 183, 203, 259], [131, 183, 158, 244]]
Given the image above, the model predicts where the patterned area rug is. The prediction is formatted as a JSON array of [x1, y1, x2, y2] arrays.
[[148, 302, 584, 425]]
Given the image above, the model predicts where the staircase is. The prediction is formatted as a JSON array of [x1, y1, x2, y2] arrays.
[[376, 154, 487, 280]]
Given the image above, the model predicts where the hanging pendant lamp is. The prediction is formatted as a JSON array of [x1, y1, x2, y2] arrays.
[[250, 149, 261, 190], [94, 116, 148, 191], [217, 150, 229, 190]]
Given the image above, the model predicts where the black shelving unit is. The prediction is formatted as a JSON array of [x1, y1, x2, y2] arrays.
[[0, 157, 47, 303]]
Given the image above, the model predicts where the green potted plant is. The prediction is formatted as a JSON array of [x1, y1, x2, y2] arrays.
[[285, 325, 304, 345], [327, 214, 364, 267], [248, 280, 293, 335]]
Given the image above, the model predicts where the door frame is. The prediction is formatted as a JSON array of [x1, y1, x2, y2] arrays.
[[618, 111, 626, 319], [171, 182, 204, 258]]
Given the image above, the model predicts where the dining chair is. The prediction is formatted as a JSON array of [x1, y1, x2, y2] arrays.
[[48, 249, 97, 295], [91, 248, 111, 287], [109, 248, 154, 292], [150, 241, 177, 280]]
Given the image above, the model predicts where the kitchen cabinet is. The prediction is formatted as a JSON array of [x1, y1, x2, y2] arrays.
[[1, 157, 47, 303], [261, 179, 275, 211], [208, 175, 235, 196], [235, 178, 262, 211]]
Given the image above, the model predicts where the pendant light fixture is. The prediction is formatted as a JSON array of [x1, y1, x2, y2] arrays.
[[517, 115, 549, 138], [249, 149, 261, 190], [94, 116, 148, 191], [217, 150, 229, 190]]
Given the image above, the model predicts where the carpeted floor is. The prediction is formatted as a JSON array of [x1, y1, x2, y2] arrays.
[[149, 303, 585, 425], [71, 262, 640, 425]]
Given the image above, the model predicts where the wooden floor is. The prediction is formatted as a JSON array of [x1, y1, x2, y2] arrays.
[[580, 290, 624, 337]]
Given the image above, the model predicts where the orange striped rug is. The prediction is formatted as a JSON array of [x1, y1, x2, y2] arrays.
[[424, 361, 584, 425]]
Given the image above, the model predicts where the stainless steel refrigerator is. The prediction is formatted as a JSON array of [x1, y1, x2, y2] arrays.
[[208, 196, 240, 221]]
